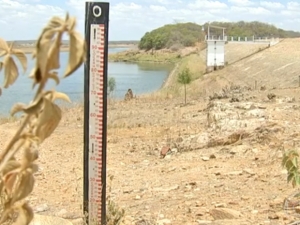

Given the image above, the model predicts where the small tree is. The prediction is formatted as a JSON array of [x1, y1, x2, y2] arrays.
[[108, 77, 116, 98], [177, 67, 192, 104]]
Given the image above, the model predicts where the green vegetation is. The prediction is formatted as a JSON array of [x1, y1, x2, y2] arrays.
[[177, 67, 192, 104], [205, 21, 300, 38], [108, 77, 116, 97], [138, 23, 204, 51], [108, 49, 181, 63], [137, 20, 300, 52], [106, 175, 125, 225], [282, 149, 300, 188]]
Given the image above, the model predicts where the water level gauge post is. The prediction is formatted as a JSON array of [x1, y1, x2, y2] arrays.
[[84, 2, 109, 225]]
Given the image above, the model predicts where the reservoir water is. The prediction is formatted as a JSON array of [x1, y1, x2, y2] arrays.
[[0, 47, 173, 116]]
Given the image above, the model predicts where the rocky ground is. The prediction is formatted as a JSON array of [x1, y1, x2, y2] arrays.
[[1, 84, 300, 225], [105, 86, 300, 225]]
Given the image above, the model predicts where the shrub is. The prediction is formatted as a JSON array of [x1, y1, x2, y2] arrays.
[[139, 23, 203, 50], [177, 67, 192, 104]]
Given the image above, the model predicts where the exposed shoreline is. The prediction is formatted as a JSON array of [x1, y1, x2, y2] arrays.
[[17, 44, 137, 54]]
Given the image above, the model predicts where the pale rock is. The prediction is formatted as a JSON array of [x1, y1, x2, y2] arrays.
[[135, 195, 141, 200], [251, 210, 258, 214], [209, 208, 242, 220], [171, 148, 178, 153], [196, 133, 210, 148], [56, 209, 68, 218], [241, 196, 250, 200], [164, 155, 172, 160], [281, 169, 287, 175], [142, 160, 150, 165], [34, 204, 49, 213], [202, 157, 210, 161], [215, 203, 227, 208], [157, 219, 171, 224]]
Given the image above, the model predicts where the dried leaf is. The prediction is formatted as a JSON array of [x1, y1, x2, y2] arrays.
[[0, 139, 25, 173], [29, 163, 39, 174], [47, 32, 64, 71], [10, 103, 28, 117], [8, 41, 15, 51], [1, 160, 21, 176], [33, 97, 62, 142], [0, 202, 13, 224], [48, 16, 65, 29], [64, 30, 85, 77], [11, 49, 27, 73], [68, 16, 76, 31], [45, 90, 71, 103], [0, 50, 6, 58], [0, 61, 3, 72], [34, 29, 55, 80], [3, 172, 18, 195], [28, 67, 41, 88], [0, 38, 9, 51], [24, 147, 38, 165], [12, 203, 33, 225], [3, 55, 19, 88], [10, 97, 44, 117], [65, 12, 70, 22], [12, 170, 34, 203], [48, 71, 60, 85]]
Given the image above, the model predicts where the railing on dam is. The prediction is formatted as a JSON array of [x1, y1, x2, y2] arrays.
[[205, 35, 280, 45]]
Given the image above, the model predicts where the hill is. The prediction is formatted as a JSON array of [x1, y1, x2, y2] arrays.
[[138, 22, 204, 51], [205, 21, 300, 38], [138, 21, 300, 51]]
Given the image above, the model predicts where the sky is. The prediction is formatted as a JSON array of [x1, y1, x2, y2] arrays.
[[0, 0, 300, 41]]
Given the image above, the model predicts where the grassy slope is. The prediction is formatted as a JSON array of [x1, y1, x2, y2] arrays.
[[150, 42, 272, 100], [108, 49, 181, 63]]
